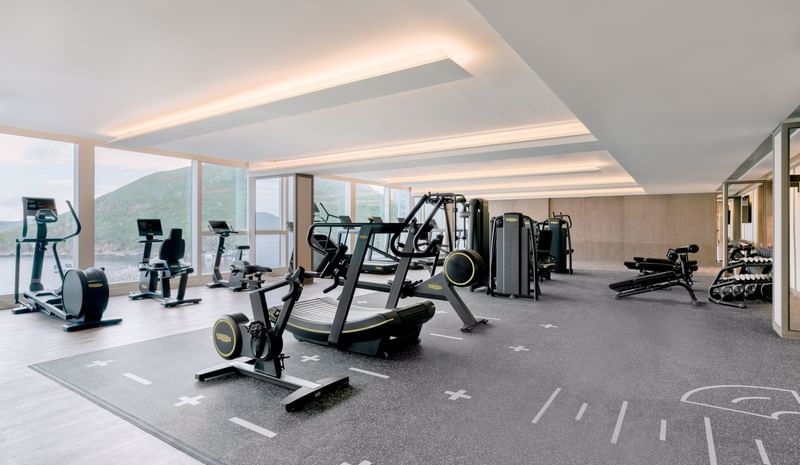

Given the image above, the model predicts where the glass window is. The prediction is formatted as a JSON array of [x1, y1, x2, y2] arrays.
[[355, 183, 386, 222], [95, 147, 192, 284], [255, 177, 283, 229], [0, 133, 75, 294], [390, 188, 410, 222], [254, 177, 288, 268], [313, 177, 350, 221], [201, 164, 248, 274]]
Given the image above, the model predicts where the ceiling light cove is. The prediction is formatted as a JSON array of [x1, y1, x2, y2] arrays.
[[251, 120, 592, 172], [473, 187, 645, 200], [108, 48, 473, 147], [410, 176, 638, 194], [390, 161, 599, 185]]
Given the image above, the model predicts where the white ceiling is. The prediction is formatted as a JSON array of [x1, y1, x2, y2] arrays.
[[2, 0, 798, 197], [469, 0, 800, 194]]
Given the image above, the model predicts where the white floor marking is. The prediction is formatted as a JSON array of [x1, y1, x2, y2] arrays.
[[341, 461, 371, 465], [704, 417, 718, 465], [509, 345, 530, 352], [444, 389, 472, 400], [681, 385, 800, 419], [86, 360, 113, 368], [356, 301, 368, 305], [532, 387, 562, 424], [301, 355, 320, 362], [539, 324, 558, 329], [610, 401, 628, 444], [731, 396, 771, 404], [575, 402, 588, 421], [659, 419, 667, 441], [348, 367, 389, 379], [436, 310, 448, 315], [122, 373, 152, 386], [174, 395, 204, 407], [229, 417, 276, 439], [475, 315, 501, 321], [429, 333, 464, 341], [755, 439, 771, 465]]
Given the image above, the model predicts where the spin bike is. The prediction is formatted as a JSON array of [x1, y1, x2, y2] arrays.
[[196, 267, 350, 411]]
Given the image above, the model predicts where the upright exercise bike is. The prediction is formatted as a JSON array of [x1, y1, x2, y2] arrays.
[[13, 197, 121, 331], [206, 220, 271, 291]]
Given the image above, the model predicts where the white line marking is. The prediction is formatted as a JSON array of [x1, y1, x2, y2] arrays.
[[539, 324, 558, 329], [429, 333, 464, 341], [755, 439, 771, 465], [348, 367, 389, 379], [659, 419, 667, 441], [229, 417, 276, 439], [575, 402, 588, 421], [475, 315, 501, 321], [610, 401, 628, 444], [731, 396, 771, 404], [122, 373, 152, 386], [704, 417, 718, 465], [341, 461, 371, 465], [681, 385, 800, 420], [532, 387, 562, 424]]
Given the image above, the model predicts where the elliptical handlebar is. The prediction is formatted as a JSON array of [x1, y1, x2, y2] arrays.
[[18, 200, 82, 244]]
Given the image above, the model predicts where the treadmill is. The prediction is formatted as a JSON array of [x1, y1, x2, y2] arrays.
[[276, 220, 436, 357], [338, 215, 398, 275]]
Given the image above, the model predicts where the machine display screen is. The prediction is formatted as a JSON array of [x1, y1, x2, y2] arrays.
[[208, 220, 232, 233], [137, 219, 163, 237], [23, 197, 57, 216]]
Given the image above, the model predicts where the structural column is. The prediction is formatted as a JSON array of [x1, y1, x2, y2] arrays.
[[74, 141, 95, 269]]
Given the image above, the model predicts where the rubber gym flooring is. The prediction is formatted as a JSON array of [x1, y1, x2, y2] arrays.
[[18, 271, 800, 465]]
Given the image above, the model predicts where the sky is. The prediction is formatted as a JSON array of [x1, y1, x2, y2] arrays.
[[0, 133, 189, 221]]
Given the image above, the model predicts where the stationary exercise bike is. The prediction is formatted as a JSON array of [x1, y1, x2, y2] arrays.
[[196, 266, 350, 411], [129, 219, 201, 307], [206, 220, 271, 291], [13, 197, 121, 331]]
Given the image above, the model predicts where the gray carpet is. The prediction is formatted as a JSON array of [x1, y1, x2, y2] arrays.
[[31, 270, 800, 465]]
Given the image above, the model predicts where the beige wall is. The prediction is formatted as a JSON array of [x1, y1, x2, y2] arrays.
[[489, 193, 718, 267]]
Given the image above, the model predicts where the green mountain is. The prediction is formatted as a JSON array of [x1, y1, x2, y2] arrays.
[[0, 164, 247, 256]]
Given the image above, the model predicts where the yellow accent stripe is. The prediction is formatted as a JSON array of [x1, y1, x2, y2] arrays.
[[286, 317, 395, 335], [443, 251, 476, 287]]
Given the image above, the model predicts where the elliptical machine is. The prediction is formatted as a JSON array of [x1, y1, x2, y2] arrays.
[[13, 197, 121, 331], [206, 220, 271, 291]]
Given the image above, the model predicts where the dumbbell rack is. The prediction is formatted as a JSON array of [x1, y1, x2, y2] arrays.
[[708, 256, 773, 308]]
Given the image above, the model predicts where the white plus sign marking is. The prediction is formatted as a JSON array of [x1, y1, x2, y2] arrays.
[[86, 360, 114, 368], [509, 345, 530, 352], [301, 355, 320, 362], [540, 324, 558, 329], [174, 395, 204, 407], [444, 389, 472, 401], [341, 461, 371, 465]]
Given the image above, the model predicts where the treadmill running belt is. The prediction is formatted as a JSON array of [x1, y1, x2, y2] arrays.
[[271, 297, 435, 356]]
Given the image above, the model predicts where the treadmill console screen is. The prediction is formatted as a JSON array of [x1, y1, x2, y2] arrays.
[[208, 220, 233, 234], [23, 197, 57, 216], [137, 219, 163, 237]]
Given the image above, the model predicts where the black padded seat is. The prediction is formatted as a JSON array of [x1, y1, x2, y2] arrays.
[[243, 264, 272, 274], [271, 297, 435, 356]]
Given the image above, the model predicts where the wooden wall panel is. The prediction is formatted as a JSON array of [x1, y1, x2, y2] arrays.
[[489, 193, 718, 267]]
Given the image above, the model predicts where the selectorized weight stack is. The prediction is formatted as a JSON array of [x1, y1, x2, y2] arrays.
[[488, 212, 540, 299]]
